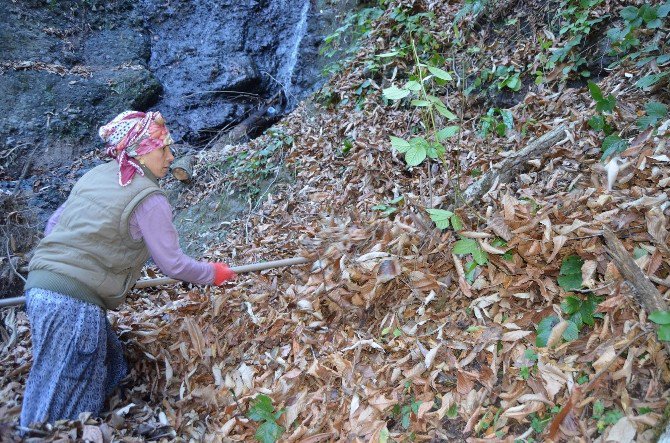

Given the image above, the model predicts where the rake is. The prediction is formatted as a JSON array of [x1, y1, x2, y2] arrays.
[[0, 256, 311, 309]]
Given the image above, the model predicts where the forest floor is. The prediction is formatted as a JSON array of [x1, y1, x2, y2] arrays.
[[1, 0, 670, 442]]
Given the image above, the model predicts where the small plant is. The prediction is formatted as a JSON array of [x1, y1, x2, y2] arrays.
[[586, 81, 629, 161], [247, 394, 285, 443], [426, 208, 463, 230], [637, 101, 668, 130], [592, 400, 624, 433], [453, 237, 488, 267], [390, 382, 422, 430], [384, 38, 458, 167], [320, 6, 385, 75], [608, 2, 670, 54], [561, 293, 603, 329], [536, 315, 579, 347], [372, 196, 404, 216], [479, 108, 514, 139], [649, 310, 670, 341], [519, 348, 539, 380], [546, 0, 607, 78], [557, 255, 584, 291]]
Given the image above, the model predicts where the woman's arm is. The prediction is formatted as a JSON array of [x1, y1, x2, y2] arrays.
[[130, 193, 215, 285], [44, 204, 66, 236]]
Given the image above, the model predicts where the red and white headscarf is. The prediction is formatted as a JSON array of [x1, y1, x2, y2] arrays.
[[99, 111, 174, 186]]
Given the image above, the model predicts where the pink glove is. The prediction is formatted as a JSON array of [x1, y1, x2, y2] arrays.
[[210, 263, 237, 285]]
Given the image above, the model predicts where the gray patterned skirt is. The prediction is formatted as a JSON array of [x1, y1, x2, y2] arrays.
[[20, 288, 128, 427]]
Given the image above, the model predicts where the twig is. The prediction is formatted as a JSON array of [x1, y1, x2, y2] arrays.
[[460, 125, 567, 205], [603, 228, 670, 355], [5, 238, 26, 284]]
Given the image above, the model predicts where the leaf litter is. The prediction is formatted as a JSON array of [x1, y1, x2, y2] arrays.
[[2, 0, 670, 441]]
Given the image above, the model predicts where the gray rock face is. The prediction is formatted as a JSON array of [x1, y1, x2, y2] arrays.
[[143, 0, 321, 141], [0, 0, 161, 174], [0, 0, 339, 178]]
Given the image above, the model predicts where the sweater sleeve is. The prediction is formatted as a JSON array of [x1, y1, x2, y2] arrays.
[[130, 193, 214, 285], [45, 204, 66, 236]]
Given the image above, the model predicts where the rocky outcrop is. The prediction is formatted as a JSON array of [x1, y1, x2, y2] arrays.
[[0, 0, 346, 180], [0, 0, 161, 176]]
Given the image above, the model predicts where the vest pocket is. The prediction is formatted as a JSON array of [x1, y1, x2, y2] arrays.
[[75, 303, 102, 355]]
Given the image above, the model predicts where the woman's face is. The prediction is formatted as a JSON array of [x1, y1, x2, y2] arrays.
[[137, 145, 175, 178]]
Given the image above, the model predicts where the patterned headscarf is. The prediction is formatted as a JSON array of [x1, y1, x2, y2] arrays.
[[99, 111, 174, 186]]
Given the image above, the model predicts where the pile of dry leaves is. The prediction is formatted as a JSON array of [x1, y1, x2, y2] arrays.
[[1, 0, 669, 441]]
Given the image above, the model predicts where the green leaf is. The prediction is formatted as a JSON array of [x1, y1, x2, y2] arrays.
[[379, 427, 390, 443], [646, 101, 668, 118], [472, 247, 488, 265], [641, 4, 659, 23], [559, 255, 584, 275], [377, 51, 400, 58], [647, 18, 663, 28], [436, 125, 460, 140], [405, 144, 427, 166], [659, 2, 670, 17], [588, 115, 605, 131], [453, 238, 478, 255], [562, 321, 579, 342], [596, 94, 617, 113], [255, 421, 285, 443], [248, 395, 278, 422], [558, 274, 583, 293], [383, 86, 410, 100], [411, 99, 431, 107], [427, 142, 445, 159], [425, 95, 444, 104], [427, 65, 453, 81], [649, 310, 670, 325], [500, 109, 514, 131], [447, 403, 458, 419], [536, 316, 559, 347], [561, 296, 582, 315], [587, 81, 604, 102], [390, 136, 411, 153], [524, 348, 539, 361], [558, 255, 583, 291], [637, 115, 657, 130], [635, 72, 668, 89], [657, 54, 670, 65], [658, 324, 670, 341], [451, 215, 464, 231], [505, 76, 521, 91], [427, 208, 454, 230], [601, 134, 629, 161], [404, 80, 422, 91], [435, 104, 458, 120], [620, 6, 639, 21]]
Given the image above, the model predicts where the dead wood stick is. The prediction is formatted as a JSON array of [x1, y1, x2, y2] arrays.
[[211, 91, 282, 151], [0, 256, 311, 309], [170, 154, 195, 182], [460, 125, 567, 205], [603, 228, 670, 354]]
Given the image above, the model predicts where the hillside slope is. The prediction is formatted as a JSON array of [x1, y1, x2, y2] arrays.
[[1, 0, 670, 441]]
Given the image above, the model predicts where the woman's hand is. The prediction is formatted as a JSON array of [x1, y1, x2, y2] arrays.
[[211, 263, 237, 285]]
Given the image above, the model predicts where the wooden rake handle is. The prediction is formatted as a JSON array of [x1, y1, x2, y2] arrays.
[[0, 256, 311, 309]]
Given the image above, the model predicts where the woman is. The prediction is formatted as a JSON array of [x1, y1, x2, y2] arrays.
[[20, 111, 236, 428]]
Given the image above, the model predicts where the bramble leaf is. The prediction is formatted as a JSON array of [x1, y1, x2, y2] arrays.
[[649, 310, 670, 325], [255, 421, 284, 443], [557, 255, 583, 291], [390, 136, 411, 153], [427, 208, 454, 230], [383, 86, 410, 100]]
